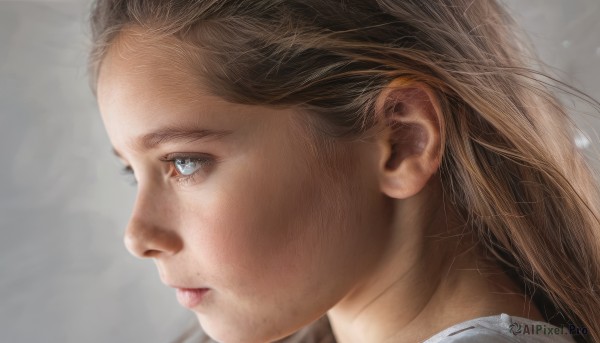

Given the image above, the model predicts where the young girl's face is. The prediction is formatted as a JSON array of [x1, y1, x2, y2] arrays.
[[97, 31, 393, 343]]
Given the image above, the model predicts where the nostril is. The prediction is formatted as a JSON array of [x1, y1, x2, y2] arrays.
[[143, 249, 163, 258]]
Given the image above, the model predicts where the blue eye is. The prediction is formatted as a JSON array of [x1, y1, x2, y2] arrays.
[[119, 154, 213, 187], [165, 155, 213, 185], [174, 157, 202, 176]]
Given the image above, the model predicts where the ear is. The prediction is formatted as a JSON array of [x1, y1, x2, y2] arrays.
[[374, 79, 443, 199]]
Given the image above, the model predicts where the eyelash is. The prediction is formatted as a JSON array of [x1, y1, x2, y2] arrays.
[[120, 154, 213, 187]]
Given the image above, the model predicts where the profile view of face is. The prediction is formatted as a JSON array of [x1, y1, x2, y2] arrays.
[[96, 30, 394, 342]]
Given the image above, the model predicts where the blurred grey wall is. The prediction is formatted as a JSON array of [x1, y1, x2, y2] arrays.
[[0, 2, 192, 343], [0, 1, 599, 343]]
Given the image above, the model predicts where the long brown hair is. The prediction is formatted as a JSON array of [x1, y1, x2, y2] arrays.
[[86, 1, 600, 342]]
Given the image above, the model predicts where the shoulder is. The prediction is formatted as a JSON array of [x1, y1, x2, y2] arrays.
[[425, 326, 520, 343], [423, 313, 577, 343]]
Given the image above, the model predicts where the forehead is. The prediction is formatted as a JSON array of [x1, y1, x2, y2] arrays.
[[97, 29, 241, 153], [97, 27, 206, 104], [95, 28, 314, 159]]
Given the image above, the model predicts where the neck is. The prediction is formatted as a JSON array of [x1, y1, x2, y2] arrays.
[[326, 178, 543, 343]]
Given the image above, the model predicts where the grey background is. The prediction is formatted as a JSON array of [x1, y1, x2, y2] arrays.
[[1, 1, 599, 343]]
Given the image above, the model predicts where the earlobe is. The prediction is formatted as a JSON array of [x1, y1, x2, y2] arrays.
[[375, 80, 443, 199]]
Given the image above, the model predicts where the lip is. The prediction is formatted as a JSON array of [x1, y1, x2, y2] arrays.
[[175, 288, 210, 308]]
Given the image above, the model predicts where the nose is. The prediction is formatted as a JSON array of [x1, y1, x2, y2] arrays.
[[124, 187, 183, 259]]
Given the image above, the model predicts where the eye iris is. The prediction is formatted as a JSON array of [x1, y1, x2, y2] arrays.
[[174, 158, 199, 176]]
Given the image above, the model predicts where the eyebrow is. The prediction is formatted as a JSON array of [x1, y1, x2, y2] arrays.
[[112, 126, 234, 159]]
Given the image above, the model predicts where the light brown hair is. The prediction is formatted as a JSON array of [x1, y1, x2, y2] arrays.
[[87, 1, 600, 342]]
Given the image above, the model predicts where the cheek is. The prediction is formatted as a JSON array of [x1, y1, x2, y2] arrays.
[[195, 152, 383, 297], [186, 159, 325, 290], [198, 156, 328, 291], [177, 140, 391, 342]]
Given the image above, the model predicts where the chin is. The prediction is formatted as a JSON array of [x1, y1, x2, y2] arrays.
[[197, 316, 295, 343]]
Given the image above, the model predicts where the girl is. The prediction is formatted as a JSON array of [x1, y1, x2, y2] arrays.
[[87, 0, 600, 342]]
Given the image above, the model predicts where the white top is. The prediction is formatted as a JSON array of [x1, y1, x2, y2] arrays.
[[183, 313, 579, 342], [423, 313, 578, 342]]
